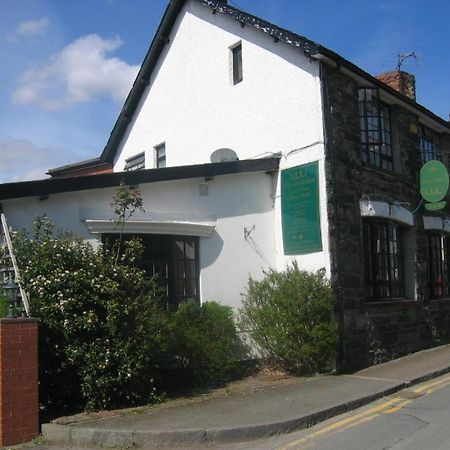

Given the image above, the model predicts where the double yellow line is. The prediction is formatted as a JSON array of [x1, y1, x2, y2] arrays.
[[278, 374, 450, 450]]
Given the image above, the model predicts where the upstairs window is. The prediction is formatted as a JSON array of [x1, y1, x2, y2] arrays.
[[363, 220, 404, 300], [155, 143, 166, 168], [420, 125, 440, 162], [124, 152, 145, 171], [231, 42, 243, 85], [359, 88, 392, 171], [428, 233, 450, 299]]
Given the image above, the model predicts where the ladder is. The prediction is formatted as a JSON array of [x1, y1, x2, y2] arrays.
[[0, 213, 31, 316]]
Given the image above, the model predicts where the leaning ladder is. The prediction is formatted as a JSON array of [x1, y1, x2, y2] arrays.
[[0, 213, 30, 316]]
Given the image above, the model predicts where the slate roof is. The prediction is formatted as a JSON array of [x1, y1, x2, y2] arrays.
[[35, 0, 450, 174]]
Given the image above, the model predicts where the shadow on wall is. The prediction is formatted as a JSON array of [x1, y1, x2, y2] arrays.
[[200, 230, 224, 268]]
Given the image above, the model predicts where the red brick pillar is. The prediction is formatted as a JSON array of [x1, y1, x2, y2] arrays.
[[0, 318, 39, 446]]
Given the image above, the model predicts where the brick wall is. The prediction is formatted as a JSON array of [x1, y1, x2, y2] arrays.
[[0, 318, 39, 446], [321, 64, 450, 371], [376, 69, 416, 101]]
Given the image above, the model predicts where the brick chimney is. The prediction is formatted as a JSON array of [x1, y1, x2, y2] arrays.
[[375, 69, 416, 101]]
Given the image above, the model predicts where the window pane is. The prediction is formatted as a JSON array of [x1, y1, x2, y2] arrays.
[[185, 260, 196, 279], [363, 221, 404, 300], [232, 43, 243, 84], [420, 125, 440, 162], [155, 143, 166, 168], [428, 234, 450, 299], [174, 260, 185, 278], [185, 241, 195, 259], [359, 88, 392, 171], [103, 234, 199, 309], [124, 153, 145, 171], [185, 278, 197, 297], [173, 241, 184, 258]]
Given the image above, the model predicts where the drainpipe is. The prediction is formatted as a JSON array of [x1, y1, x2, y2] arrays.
[[320, 63, 345, 372]]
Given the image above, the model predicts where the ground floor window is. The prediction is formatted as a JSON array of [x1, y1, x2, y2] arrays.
[[103, 234, 199, 310], [428, 233, 450, 299], [363, 220, 404, 300]]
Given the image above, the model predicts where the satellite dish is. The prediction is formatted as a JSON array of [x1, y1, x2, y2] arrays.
[[210, 148, 238, 163]]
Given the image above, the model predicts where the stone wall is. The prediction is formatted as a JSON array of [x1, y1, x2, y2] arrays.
[[321, 64, 450, 371]]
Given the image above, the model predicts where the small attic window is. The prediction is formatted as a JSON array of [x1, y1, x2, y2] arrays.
[[230, 42, 243, 85], [124, 152, 145, 171], [155, 143, 166, 168]]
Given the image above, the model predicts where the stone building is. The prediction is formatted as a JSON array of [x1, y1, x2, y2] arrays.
[[1, 0, 449, 370], [322, 63, 450, 369]]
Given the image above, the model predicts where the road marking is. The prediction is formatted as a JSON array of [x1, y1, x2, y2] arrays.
[[413, 374, 450, 394], [341, 413, 380, 430], [277, 398, 400, 450], [278, 375, 450, 450], [383, 399, 413, 414]]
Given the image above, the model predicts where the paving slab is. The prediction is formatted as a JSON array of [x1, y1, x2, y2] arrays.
[[355, 344, 450, 384], [42, 344, 450, 448]]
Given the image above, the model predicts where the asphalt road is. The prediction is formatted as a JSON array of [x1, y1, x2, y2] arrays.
[[13, 373, 450, 450], [217, 372, 450, 450]]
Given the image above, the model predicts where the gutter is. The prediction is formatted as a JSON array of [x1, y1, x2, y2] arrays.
[[315, 47, 450, 130]]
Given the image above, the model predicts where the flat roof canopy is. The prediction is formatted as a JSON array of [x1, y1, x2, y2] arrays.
[[0, 158, 280, 201]]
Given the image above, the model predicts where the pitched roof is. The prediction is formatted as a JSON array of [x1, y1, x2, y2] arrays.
[[0, 157, 279, 201], [35, 0, 447, 179], [97, 0, 448, 167]]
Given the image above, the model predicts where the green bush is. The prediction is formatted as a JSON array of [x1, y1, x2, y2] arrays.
[[240, 262, 338, 374], [11, 217, 170, 411], [169, 301, 241, 387], [4, 217, 245, 411], [0, 291, 8, 317]]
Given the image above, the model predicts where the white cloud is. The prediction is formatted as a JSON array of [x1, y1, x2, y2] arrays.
[[11, 34, 139, 111], [17, 17, 50, 37], [0, 139, 73, 183], [7, 18, 50, 41]]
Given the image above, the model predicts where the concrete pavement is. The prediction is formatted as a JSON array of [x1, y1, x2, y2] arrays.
[[41, 344, 450, 448]]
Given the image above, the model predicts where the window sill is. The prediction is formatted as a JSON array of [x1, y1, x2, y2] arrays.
[[366, 298, 417, 307], [361, 163, 416, 187]]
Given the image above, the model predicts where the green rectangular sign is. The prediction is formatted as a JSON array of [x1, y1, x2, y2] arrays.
[[281, 162, 322, 255]]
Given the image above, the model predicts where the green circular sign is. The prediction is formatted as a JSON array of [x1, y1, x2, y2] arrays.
[[420, 160, 449, 203]]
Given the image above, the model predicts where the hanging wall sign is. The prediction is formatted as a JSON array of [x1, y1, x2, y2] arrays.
[[420, 160, 449, 210], [281, 162, 322, 255]]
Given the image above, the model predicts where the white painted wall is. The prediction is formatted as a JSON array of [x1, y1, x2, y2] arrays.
[[2, 171, 275, 310], [112, 0, 330, 275], [2, 0, 332, 314], [113, 0, 323, 173]]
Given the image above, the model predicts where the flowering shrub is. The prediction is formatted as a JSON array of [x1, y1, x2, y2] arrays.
[[12, 217, 170, 411], [240, 263, 338, 374]]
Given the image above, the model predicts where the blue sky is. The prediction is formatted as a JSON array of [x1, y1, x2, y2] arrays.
[[0, 0, 448, 182]]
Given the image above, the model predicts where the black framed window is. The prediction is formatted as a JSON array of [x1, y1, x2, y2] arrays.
[[420, 125, 440, 162], [231, 42, 243, 85], [155, 143, 166, 168], [428, 233, 450, 299], [363, 220, 404, 300], [359, 88, 392, 171], [124, 152, 145, 171], [103, 233, 199, 310]]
